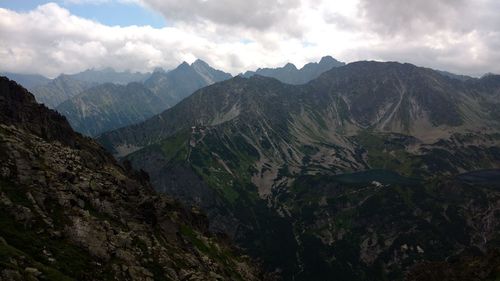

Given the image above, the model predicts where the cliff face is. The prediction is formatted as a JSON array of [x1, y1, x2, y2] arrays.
[[0, 77, 264, 281]]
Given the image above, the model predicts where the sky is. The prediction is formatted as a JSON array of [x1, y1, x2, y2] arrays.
[[0, 0, 499, 78]]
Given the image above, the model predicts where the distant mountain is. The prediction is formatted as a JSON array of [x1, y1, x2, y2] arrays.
[[144, 59, 232, 107], [30, 75, 97, 108], [3, 68, 151, 109], [55, 60, 232, 136], [57, 82, 165, 136], [0, 72, 51, 89], [242, 55, 345, 84], [68, 67, 151, 85], [99, 61, 500, 279], [101, 61, 498, 153], [436, 70, 473, 81], [0, 76, 264, 280]]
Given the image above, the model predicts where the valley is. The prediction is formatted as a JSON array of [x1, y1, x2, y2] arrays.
[[2, 0, 500, 280]]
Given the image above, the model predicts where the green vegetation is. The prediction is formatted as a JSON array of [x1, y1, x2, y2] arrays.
[[159, 129, 191, 162], [0, 210, 95, 279], [179, 224, 245, 281], [188, 130, 261, 204], [0, 237, 74, 281], [355, 131, 422, 176]]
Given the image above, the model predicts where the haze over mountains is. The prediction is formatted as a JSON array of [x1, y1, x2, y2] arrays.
[[4, 56, 344, 136], [2, 68, 151, 108], [241, 55, 345, 84]]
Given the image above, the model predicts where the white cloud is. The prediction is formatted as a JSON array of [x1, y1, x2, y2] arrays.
[[62, 0, 138, 5], [137, 0, 303, 34], [0, 1, 499, 77]]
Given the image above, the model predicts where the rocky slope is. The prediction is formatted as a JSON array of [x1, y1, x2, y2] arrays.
[[242, 56, 345, 84], [274, 170, 500, 280], [57, 82, 165, 136], [97, 61, 500, 279], [0, 76, 265, 281]]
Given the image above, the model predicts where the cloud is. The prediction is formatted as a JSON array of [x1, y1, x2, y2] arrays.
[[357, 0, 467, 35], [0, 1, 499, 78], [0, 2, 324, 77], [62, 0, 138, 5], [138, 0, 303, 35]]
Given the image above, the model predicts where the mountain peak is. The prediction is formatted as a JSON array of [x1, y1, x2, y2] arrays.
[[192, 59, 210, 68], [319, 55, 336, 64], [283, 63, 297, 70], [176, 61, 192, 70]]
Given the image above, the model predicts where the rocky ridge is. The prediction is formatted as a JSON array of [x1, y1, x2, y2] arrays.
[[0, 76, 265, 281]]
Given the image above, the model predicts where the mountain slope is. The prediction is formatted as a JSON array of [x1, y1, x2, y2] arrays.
[[0, 76, 265, 281], [57, 82, 165, 136], [242, 55, 345, 84], [30, 75, 97, 108], [98, 61, 500, 279], [100, 61, 500, 157], [0, 72, 51, 89], [68, 67, 151, 85]]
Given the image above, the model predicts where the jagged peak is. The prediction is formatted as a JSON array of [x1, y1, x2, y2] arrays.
[[319, 55, 337, 64], [175, 61, 192, 71], [191, 59, 210, 68], [283, 63, 298, 70]]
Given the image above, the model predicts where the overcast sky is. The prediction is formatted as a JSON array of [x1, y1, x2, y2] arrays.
[[0, 0, 499, 77]]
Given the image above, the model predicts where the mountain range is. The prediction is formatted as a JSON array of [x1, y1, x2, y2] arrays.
[[29, 75, 98, 108], [55, 57, 345, 137], [2, 68, 154, 109], [3, 57, 500, 280], [241, 55, 345, 84], [68, 67, 151, 85], [55, 82, 164, 136], [3, 60, 234, 136], [143, 59, 232, 108], [0, 72, 51, 89], [0, 76, 266, 280], [98, 61, 500, 280], [57, 60, 233, 136]]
